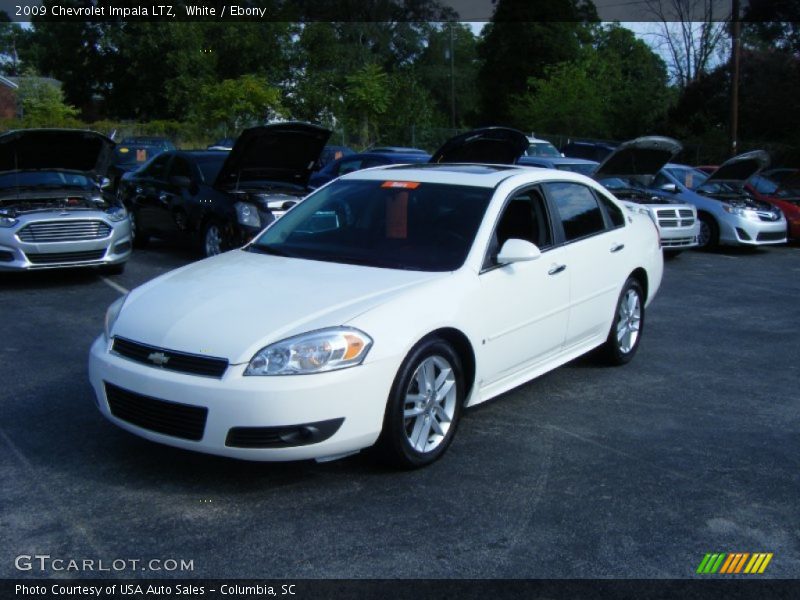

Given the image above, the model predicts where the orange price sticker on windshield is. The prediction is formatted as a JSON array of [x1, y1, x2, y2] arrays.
[[386, 192, 409, 239], [136, 149, 148, 162], [381, 181, 420, 189]]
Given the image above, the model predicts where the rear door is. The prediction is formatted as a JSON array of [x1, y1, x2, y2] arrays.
[[543, 181, 629, 350], [131, 152, 172, 232]]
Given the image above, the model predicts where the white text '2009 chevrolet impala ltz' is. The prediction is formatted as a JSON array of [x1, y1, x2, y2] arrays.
[[89, 159, 663, 468]]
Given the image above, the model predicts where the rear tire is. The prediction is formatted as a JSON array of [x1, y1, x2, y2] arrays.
[[598, 278, 645, 366], [375, 338, 464, 469]]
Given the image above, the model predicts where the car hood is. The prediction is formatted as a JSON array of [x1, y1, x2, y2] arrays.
[[593, 136, 682, 182], [215, 123, 331, 189], [0, 129, 114, 176], [704, 150, 770, 184], [112, 249, 444, 364], [429, 127, 529, 165]]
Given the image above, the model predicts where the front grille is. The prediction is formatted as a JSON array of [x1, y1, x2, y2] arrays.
[[25, 249, 106, 264], [112, 337, 229, 378], [757, 231, 786, 241], [105, 382, 207, 441], [17, 220, 112, 242], [662, 237, 696, 247], [657, 208, 694, 228]]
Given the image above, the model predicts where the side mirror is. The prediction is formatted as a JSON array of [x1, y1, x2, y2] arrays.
[[169, 175, 192, 188], [496, 239, 542, 265], [660, 183, 678, 193], [99, 177, 112, 190]]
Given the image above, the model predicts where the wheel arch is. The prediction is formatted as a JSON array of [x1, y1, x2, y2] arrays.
[[629, 267, 649, 303], [418, 327, 477, 403]]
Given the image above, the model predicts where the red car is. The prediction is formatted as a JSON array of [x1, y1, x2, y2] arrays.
[[747, 172, 800, 241]]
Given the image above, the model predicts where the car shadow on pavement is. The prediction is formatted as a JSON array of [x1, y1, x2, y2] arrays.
[[0, 267, 102, 290]]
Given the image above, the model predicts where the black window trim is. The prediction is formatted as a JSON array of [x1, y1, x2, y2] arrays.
[[592, 187, 627, 231], [542, 179, 619, 247], [479, 182, 556, 275]]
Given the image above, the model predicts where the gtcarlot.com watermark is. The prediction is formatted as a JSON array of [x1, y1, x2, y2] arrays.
[[15, 554, 194, 573]]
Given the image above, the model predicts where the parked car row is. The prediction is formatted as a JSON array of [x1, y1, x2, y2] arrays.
[[0, 125, 795, 277]]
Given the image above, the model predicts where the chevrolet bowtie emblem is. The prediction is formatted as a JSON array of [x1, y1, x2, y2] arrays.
[[147, 351, 170, 366]]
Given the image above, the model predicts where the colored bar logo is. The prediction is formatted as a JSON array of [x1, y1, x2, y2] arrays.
[[696, 553, 773, 574]]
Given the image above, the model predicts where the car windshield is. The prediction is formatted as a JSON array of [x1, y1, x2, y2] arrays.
[[0, 170, 93, 189], [557, 163, 596, 176], [250, 179, 492, 271], [525, 142, 561, 158], [114, 145, 162, 166], [665, 167, 709, 190]]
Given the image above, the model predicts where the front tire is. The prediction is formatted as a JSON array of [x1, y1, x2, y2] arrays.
[[697, 214, 719, 250], [202, 220, 230, 257], [129, 210, 150, 248], [376, 338, 464, 469], [599, 278, 645, 366]]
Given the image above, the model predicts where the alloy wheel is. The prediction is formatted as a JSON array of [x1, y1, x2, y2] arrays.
[[205, 224, 223, 256], [402, 355, 457, 454], [616, 289, 642, 354]]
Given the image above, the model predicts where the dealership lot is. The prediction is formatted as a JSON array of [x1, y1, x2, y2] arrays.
[[1, 242, 798, 579]]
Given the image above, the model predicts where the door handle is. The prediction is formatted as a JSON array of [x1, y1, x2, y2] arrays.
[[548, 264, 567, 276], [158, 192, 169, 202], [610, 243, 625, 253]]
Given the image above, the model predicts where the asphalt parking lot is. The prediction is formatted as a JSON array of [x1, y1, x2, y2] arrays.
[[1, 241, 798, 580]]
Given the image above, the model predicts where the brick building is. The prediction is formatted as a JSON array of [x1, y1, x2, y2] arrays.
[[0, 76, 19, 120]]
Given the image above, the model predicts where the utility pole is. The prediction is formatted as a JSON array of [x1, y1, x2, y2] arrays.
[[449, 22, 456, 129], [730, 0, 740, 157]]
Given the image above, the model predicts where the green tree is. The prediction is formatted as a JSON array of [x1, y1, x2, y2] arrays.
[[344, 63, 390, 146], [416, 23, 480, 127], [191, 75, 284, 136], [476, 0, 598, 124], [16, 75, 80, 126]]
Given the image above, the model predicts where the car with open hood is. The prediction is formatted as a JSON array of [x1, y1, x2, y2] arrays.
[[592, 136, 700, 255], [649, 151, 787, 249], [308, 150, 431, 189], [90, 128, 663, 468], [0, 128, 131, 273], [746, 171, 800, 240], [118, 122, 331, 257]]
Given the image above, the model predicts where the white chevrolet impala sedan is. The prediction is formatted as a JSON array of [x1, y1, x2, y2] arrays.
[[89, 163, 663, 468]]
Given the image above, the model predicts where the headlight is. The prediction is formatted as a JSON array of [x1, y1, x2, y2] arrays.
[[722, 204, 750, 217], [244, 327, 373, 376], [105, 205, 128, 222], [235, 202, 261, 228], [104, 293, 128, 341], [0, 215, 18, 228]]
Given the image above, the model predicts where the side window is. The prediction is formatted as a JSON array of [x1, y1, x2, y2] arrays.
[[484, 187, 552, 269], [546, 182, 606, 242], [143, 153, 171, 180], [596, 191, 625, 228], [168, 156, 193, 179]]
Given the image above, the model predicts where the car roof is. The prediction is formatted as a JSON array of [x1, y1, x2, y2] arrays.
[[339, 162, 597, 189], [519, 156, 597, 165]]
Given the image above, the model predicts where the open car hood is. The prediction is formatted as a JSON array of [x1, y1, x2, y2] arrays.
[[215, 122, 331, 189], [0, 129, 114, 176], [429, 127, 529, 165], [704, 150, 770, 184], [593, 136, 682, 182]]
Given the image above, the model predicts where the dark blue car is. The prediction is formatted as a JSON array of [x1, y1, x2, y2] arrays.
[[308, 151, 431, 188]]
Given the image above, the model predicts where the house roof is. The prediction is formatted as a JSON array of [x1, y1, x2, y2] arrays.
[[0, 76, 19, 90]]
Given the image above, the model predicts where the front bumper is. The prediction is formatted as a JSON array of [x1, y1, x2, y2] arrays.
[[659, 222, 700, 249], [718, 214, 787, 246], [88, 335, 396, 461], [0, 216, 132, 271]]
